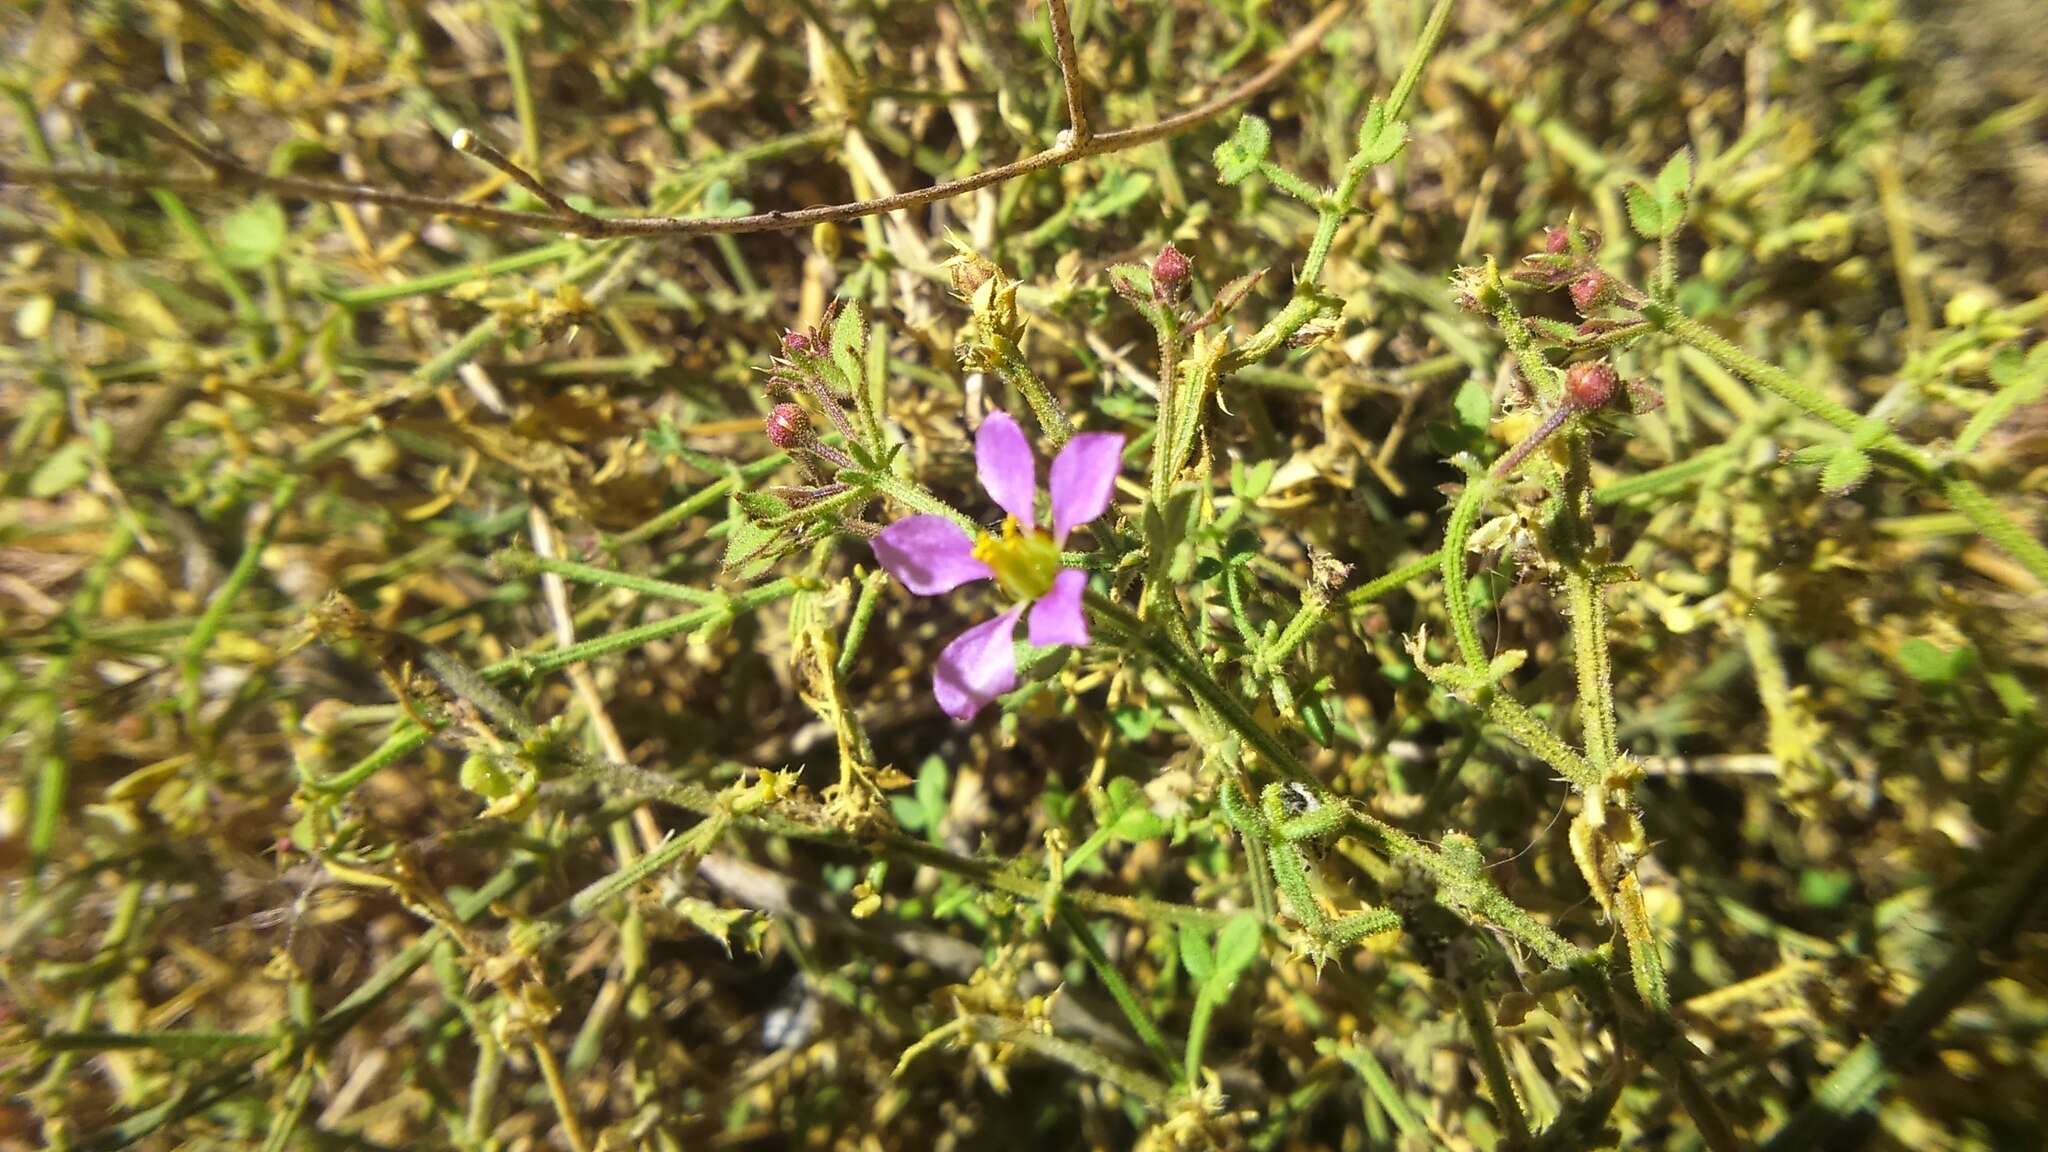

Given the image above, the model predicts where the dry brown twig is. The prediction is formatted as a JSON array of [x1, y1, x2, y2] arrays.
[[1047, 0, 1093, 146], [0, 2, 1350, 241]]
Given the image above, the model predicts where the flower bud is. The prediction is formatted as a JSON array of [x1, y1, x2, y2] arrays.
[[782, 330, 812, 356], [1565, 361, 1618, 409], [946, 251, 998, 297], [1151, 242, 1191, 305], [1569, 270, 1615, 315], [1543, 227, 1570, 255], [766, 402, 811, 449]]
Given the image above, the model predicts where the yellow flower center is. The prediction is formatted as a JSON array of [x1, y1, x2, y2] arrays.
[[972, 519, 1061, 601]]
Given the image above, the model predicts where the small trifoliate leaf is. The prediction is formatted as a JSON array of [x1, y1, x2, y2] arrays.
[[1353, 99, 1408, 167], [1623, 183, 1669, 239], [1655, 148, 1694, 208], [1232, 457, 1278, 501], [1214, 116, 1271, 185]]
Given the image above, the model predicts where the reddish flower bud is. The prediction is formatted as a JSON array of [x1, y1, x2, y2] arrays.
[[766, 402, 811, 449], [1543, 227, 1570, 255], [1565, 361, 1618, 409], [1152, 242, 1191, 304], [782, 330, 812, 355], [1569, 271, 1614, 315]]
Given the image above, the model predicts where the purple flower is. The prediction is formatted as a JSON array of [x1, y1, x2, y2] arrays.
[[871, 411, 1124, 722]]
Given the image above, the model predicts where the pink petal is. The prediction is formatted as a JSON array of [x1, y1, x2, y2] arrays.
[[871, 515, 992, 595], [1027, 568, 1090, 648], [976, 410, 1038, 526], [934, 605, 1026, 722], [1049, 432, 1125, 544]]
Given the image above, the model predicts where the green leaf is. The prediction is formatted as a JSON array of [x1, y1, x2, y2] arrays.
[[1231, 457, 1278, 502], [28, 440, 95, 498], [1214, 116, 1271, 185], [219, 198, 287, 269], [1622, 183, 1669, 239], [1075, 170, 1155, 221], [1353, 99, 1408, 168], [1100, 776, 1167, 840], [1179, 924, 1215, 985], [1210, 914, 1263, 993], [915, 755, 949, 829], [1300, 688, 1335, 747], [1104, 776, 1145, 815], [1797, 868, 1854, 909], [1655, 148, 1693, 207], [1986, 671, 2037, 719], [830, 301, 867, 389], [720, 506, 785, 580], [1452, 375, 1492, 432], [1110, 706, 1157, 741], [1895, 638, 1972, 687], [1818, 447, 1872, 495], [1957, 345, 2048, 454], [734, 488, 796, 522], [701, 180, 755, 217], [1112, 807, 1168, 842], [642, 415, 684, 460]]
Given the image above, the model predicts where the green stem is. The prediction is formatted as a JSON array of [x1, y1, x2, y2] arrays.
[[1055, 904, 1180, 1080], [1383, 0, 1457, 125], [182, 475, 300, 735], [961, 1015, 1174, 1106], [1439, 479, 1491, 671], [865, 469, 979, 536], [1320, 1038, 1430, 1142], [1344, 550, 1442, 611], [496, 551, 721, 605], [150, 190, 260, 325], [1940, 473, 2048, 587], [1651, 301, 2048, 584], [1459, 985, 1530, 1145]]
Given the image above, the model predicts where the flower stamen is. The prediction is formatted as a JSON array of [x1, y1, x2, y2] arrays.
[[972, 519, 1061, 602]]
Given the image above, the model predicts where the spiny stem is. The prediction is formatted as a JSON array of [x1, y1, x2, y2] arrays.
[[1344, 550, 1442, 611], [1439, 478, 1492, 672], [1647, 300, 2048, 585]]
